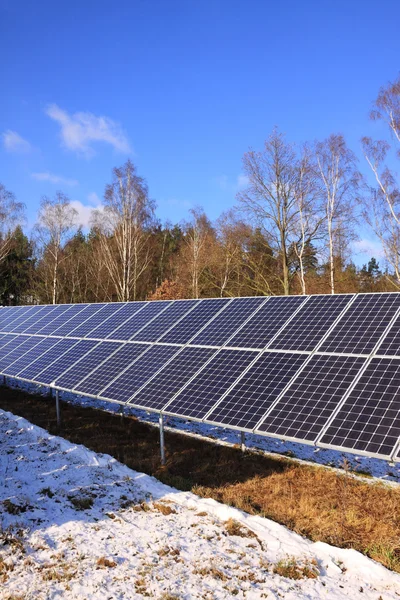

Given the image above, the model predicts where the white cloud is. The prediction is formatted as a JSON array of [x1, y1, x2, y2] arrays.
[[87, 192, 101, 206], [214, 173, 249, 192], [45, 104, 131, 157], [70, 199, 104, 229], [32, 172, 78, 186], [2, 130, 32, 153], [352, 238, 385, 259]]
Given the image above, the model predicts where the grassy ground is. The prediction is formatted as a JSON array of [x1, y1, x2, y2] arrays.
[[1, 385, 399, 573]]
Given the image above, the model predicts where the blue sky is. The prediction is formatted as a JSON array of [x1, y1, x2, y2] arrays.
[[1, 0, 399, 264]]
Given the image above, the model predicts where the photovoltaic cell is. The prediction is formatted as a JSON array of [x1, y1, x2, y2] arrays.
[[227, 296, 307, 350], [0, 337, 43, 372], [0, 334, 18, 351], [158, 299, 230, 345], [131, 346, 216, 411], [67, 303, 125, 338], [54, 304, 105, 337], [2, 306, 40, 332], [11, 306, 50, 333], [4, 337, 61, 376], [375, 313, 400, 357], [205, 351, 307, 430], [89, 302, 146, 339], [131, 300, 199, 342], [256, 354, 366, 442], [318, 294, 400, 355], [0, 336, 30, 368], [269, 294, 353, 351], [319, 357, 400, 457], [107, 301, 171, 341], [101, 344, 179, 403], [0, 307, 22, 330], [163, 349, 256, 419], [36, 339, 98, 385], [23, 305, 71, 334], [54, 341, 122, 390], [37, 304, 88, 336], [17, 338, 78, 382], [189, 297, 267, 347], [0, 307, 33, 331], [74, 343, 149, 397]]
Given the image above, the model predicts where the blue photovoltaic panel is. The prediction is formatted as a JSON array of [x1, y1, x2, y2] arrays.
[[107, 301, 170, 341], [54, 341, 122, 390], [227, 296, 307, 350], [0, 307, 20, 329], [23, 305, 71, 334], [74, 342, 149, 397], [11, 306, 50, 333], [375, 313, 400, 357], [131, 300, 199, 342], [0, 336, 30, 367], [89, 302, 145, 339], [36, 339, 98, 385], [0, 334, 18, 351], [17, 338, 78, 382], [319, 357, 400, 458], [1, 306, 38, 332], [158, 298, 230, 345], [318, 293, 400, 355], [18, 305, 61, 334], [269, 294, 353, 352], [0, 337, 43, 373], [36, 304, 87, 335], [0, 307, 28, 331], [256, 354, 366, 442], [54, 304, 105, 337], [205, 351, 308, 430], [190, 297, 267, 347], [131, 346, 216, 411], [163, 349, 257, 419], [69, 303, 126, 339], [4, 337, 62, 376], [101, 344, 179, 403]]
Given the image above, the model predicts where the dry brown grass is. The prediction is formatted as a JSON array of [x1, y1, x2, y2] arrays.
[[273, 555, 319, 580], [1, 385, 400, 573]]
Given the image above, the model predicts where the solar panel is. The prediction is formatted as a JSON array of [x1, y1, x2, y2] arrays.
[[74, 342, 149, 397], [66, 303, 125, 338], [269, 294, 353, 351], [226, 296, 307, 350], [2, 306, 41, 333], [36, 304, 88, 336], [256, 354, 366, 442], [131, 299, 200, 342], [52, 304, 105, 337], [89, 302, 146, 339], [107, 301, 171, 341], [205, 351, 308, 430], [22, 305, 71, 334], [158, 298, 230, 345], [100, 344, 179, 403], [35, 339, 99, 385], [319, 357, 400, 458], [163, 349, 257, 419], [130, 346, 216, 412], [0, 336, 44, 373], [0, 307, 24, 330], [189, 297, 267, 347], [0, 306, 32, 331], [318, 294, 400, 356], [0, 334, 19, 351], [10, 306, 50, 333], [54, 341, 122, 390], [17, 338, 78, 382], [375, 313, 400, 357], [4, 337, 61, 377], [0, 335, 31, 369]]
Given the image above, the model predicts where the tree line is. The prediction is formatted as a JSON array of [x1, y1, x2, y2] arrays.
[[0, 76, 399, 305]]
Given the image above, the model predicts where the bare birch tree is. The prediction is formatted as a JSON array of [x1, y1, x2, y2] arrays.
[[92, 160, 155, 301], [180, 207, 213, 299], [34, 192, 78, 304], [362, 76, 400, 287], [315, 134, 359, 294], [0, 183, 25, 263]]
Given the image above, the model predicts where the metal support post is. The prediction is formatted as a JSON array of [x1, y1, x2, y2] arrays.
[[240, 431, 246, 453], [55, 390, 61, 428], [159, 413, 165, 465]]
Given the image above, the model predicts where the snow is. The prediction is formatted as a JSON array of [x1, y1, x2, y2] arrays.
[[1, 408, 400, 599]]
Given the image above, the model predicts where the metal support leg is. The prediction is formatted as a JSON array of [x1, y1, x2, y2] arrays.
[[241, 431, 246, 453], [55, 390, 61, 429], [119, 405, 124, 419], [159, 413, 165, 465]]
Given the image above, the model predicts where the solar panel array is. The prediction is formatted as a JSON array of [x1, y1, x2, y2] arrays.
[[1, 292, 400, 462]]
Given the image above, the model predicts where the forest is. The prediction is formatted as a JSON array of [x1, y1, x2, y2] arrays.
[[0, 75, 399, 305]]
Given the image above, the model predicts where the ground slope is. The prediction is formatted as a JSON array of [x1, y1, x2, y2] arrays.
[[0, 409, 399, 600]]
